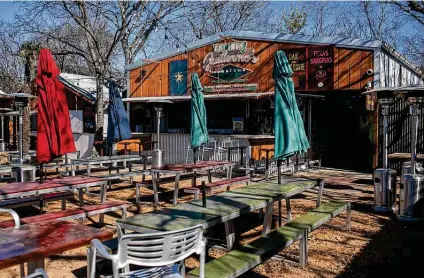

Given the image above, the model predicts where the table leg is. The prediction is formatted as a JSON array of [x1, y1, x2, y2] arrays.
[[278, 199, 282, 227], [27, 257, 45, 276], [173, 173, 181, 206], [87, 163, 92, 176], [226, 165, 233, 179], [78, 188, 84, 206], [265, 151, 269, 181], [224, 219, 235, 251], [227, 148, 231, 162], [99, 183, 108, 223], [207, 169, 212, 183], [262, 202, 273, 235], [286, 198, 292, 221], [152, 172, 159, 207]]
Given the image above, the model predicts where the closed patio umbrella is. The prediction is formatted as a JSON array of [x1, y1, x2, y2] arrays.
[[190, 73, 208, 162], [106, 79, 131, 149], [273, 50, 309, 182], [36, 49, 76, 169], [190, 73, 208, 207]]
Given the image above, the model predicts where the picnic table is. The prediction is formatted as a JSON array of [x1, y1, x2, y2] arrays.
[[0, 220, 112, 276], [71, 154, 148, 175], [0, 164, 36, 182], [0, 176, 109, 206], [117, 177, 318, 250], [150, 161, 234, 206]]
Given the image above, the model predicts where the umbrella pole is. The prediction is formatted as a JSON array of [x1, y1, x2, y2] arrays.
[[193, 147, 197, 164], [201, 181, 206, 208], [39, 163, 44, 184]]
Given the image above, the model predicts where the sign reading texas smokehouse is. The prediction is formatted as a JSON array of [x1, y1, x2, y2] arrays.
[[203, 41, 258, 94], [307, 46, 334, 90]]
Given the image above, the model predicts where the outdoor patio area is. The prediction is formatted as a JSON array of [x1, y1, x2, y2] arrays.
[[1, 167, 422, 278]]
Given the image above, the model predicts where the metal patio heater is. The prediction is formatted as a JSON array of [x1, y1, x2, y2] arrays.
[[10, 93, 34, 164], [0, 108, 12, 151], [398, 95, 424, 221], [373, 98, 397, 212], [147, 100, 172, 168]]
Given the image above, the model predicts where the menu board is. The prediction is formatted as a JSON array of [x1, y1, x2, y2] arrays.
[[307, 46, 334, 90], [285, 49, 307, 90]]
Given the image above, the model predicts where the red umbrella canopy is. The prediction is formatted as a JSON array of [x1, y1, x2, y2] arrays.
[[35, 48, 76, 163]]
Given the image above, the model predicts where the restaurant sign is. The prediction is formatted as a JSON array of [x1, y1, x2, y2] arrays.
[[203, 41, 258, 75], [307, 46, 334, 90], [286, 49, 307, 90], [204, 83, 258, 94]]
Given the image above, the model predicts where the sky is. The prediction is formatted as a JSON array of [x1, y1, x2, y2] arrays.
[[0, 1, 18, 21]]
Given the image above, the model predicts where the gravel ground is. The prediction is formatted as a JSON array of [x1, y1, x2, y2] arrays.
[[1, 167, 423, 278]]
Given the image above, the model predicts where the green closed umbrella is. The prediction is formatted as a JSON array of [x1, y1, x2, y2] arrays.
[[190, 73, 208, 160], [273, 50, 310, 165], [190, 73, 208, 207]]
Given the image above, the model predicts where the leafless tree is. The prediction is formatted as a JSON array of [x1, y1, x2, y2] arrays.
[[391, 1, 424, 25]]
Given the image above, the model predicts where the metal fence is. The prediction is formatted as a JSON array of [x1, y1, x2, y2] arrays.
[[382, 97, 424, 172]]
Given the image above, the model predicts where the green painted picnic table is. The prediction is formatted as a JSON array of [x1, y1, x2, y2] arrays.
[[117, 178, 318, 250]]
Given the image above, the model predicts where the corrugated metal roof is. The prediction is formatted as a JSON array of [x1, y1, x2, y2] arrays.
[[58, 73, 109, 103], [126, 30, 382, 71]]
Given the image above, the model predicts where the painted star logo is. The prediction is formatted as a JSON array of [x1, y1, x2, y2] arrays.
[[174, 72, 184, 83]]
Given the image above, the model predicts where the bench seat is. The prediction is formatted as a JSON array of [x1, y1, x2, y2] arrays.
[[286, 201, 349, 232], [0, 192, 74, 211], [188, 201, 350, 278], [0, 200, 128, 228], [188, 225, 306, 278], [184, 176, 250, 199]]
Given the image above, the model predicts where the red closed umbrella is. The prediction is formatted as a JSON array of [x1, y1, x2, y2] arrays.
[[36, 49, 76, 163]]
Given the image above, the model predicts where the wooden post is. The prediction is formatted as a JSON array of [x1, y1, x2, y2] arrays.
[[201, 181, 206, 208]]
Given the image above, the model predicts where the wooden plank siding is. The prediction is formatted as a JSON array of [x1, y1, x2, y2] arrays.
[[129, 40, 374, 97]]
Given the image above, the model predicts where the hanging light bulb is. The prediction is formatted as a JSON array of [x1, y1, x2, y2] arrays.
[[176, 43, 180, 52], [164, 27, 168, 41]]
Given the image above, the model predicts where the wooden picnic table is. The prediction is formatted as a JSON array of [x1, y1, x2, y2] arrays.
[[388, 153, 424, 160], [150, 161, 234, 206], [0, 220, 112, 276], [0, 176, 108, 206], [71, 154, 148, 175], [117, 177, 318, 250]]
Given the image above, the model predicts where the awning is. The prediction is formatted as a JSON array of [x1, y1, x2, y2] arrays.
[[123, 92, 324, 103]]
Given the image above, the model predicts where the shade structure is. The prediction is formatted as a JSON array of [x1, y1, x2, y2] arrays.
[[273, 50, 309, 160], [106, 79, 132, 145], [190, 73, 208, 149], [35, 49, 76, 163]]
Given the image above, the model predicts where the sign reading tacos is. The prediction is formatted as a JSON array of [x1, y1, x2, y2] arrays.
[[203, 41, 259, 74]]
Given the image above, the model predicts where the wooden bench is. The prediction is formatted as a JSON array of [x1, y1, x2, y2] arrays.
[[0, 200, 128, 228], [92, 169, 150, 186], [188, 184, 351, 278], [184, 176, 250, 200]]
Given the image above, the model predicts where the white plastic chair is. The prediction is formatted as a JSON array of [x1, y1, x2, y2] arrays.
[[87, 224, 206, 278], [0, 208, 20, 229], [25, 268, 48, 278], [201, 139, 217, 161], [186, 145, 202, 163]]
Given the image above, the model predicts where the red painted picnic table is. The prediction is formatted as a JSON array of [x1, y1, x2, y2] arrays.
[[151, 161, 235, 206], [0, 176, 108, 206], [0, 220, 112, 276]]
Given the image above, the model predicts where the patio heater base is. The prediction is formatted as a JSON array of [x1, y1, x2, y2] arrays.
[[152, 149, 164, 168], [398, 173, 424, 220], [373, 168, 397, 212]]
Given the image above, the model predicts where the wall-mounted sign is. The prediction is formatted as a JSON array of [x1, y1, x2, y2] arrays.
[[210, 64, 252, 83], [285, 49, 307, 90], [204, 83, 258, 94], [203, 41, 258, 76], [169, 60, 188, 96], [307, 46, 334, 90]]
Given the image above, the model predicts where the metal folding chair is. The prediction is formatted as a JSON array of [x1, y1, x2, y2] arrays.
[[87, 224, 206, 278]]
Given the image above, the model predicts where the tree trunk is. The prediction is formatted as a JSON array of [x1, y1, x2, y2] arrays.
[[95, 73, 105, 135]]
